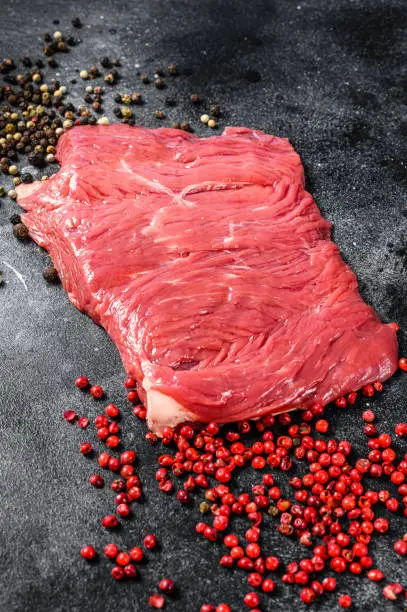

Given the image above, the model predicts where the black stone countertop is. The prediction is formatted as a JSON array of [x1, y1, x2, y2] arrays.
[[0, 1, 406, 610]]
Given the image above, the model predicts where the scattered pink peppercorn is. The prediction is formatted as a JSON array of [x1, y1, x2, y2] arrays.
[[144, 534, 157, 549], [108, 457, 121, 471], [159, 578, 175, 594], [215, 605, 231, 612], [105, 403, 119, 417], [90, 384, 104, 398], [121, 450, 136, 465], [124, 563, 137, 578], [129, 546, 144, 562], [124, 376, 136, 389], [104, 543, 119, 559], [116, 552, 130, 567], [106, 435, 120, 448], [75, 375, 89, 389], [77, 416, 89, 429], [338, 594, 352, 608], [398, 357, 407, 371], [149, 594, 165, 609], [79, 442, 93, 455], [127, 390, 139, 403], [89, 474, 104, 488], [95, 414, 109, 428], [111, 566, 124, 580], [394, 540, 407, 555], [80, 545, 96, 560], [300, 587, 316, 604], [117, 503, 131, 517], [63, 410, 77, 423], [102, 514, 118, 529]]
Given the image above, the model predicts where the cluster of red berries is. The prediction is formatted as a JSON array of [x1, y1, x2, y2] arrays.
[[70, 358, 407, 610]]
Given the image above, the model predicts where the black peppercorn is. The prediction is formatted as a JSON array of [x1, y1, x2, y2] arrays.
[[9, 214, 21, 225], [43, 32, 52, 43], [154, 110, 165, 119], [72, 17, 82, 28], [140, 74, 150, 84], [13, 223, 30, 241], [155, 78, 165, 89], [190, 93, 201, 104], [165, 97, 176, 107], [28, 150, 45, 167], [180, 122, 192, 132], [210, 104, 219, 116], [101, 57, 111, 68], [21, 173, 34, 183], [42, 265, 60, 283]]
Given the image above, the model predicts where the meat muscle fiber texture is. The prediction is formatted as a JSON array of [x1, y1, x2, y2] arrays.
[[17, 125, 398, 433]]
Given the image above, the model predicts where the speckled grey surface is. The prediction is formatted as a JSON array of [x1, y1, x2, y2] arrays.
[[0, 1, 407, 610]]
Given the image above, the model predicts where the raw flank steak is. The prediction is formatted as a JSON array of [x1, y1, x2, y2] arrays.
[[16, 125, 398, 433]]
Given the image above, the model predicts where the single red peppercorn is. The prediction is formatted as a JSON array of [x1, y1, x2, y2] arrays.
[[124, 376, 136, 389], [116, 552, 130, 567], [97, 427, 109, 440], [124, 563, 137, 578], [367, 569, 384, 581], [80, 442, 93, 455], [105, 403, 119, 418], [322, 576, 336, 591], [262, 578, 275, 593], [144, 534, 157, 549], [80, 545, 96, 560], [243, 592, 260, 608], [265, 556, 279, 571], [89, 473, 104, 488], [215, 605, 230, 612], [78, 416, 89, 429], [127, 390, 139, 403], [129, 546, 144, 562], [394, 540, 407, 555], [398, 357, 407, 371], [121, 464, 135, 479], [102, 514, 118, 529], [108, 457, 121, 471], [300, 587, 316, 604], [117, 503, 131, 517], [75, 375, 89, 389], [119, 449, 136, 465], [106, 435, 120, 448], [159, 578, 175, 594], [315, 419, 329, 433], [104, 543, 119, 559], [149, 594, 165, 608], [90, 384, 104, 399], [338, 594, 352, 608], [111, 566, 124, 580], [95, 414, 109, 428], [248, 572, 262, 587], [63, 410, 77, 424]]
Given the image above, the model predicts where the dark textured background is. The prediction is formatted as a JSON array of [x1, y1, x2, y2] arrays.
[[0, 0, 407, 610]]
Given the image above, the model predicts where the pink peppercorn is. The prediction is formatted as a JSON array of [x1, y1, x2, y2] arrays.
[[129, 547, 144, 562], [338, 594, 352, 608], [79, 442, 93, 455], [89, 474, 104, 488], [144, 534, 157, 549], [77, 417, 89, 429], [149, 594, 165, 609], [105, 403, 119, 418], [80, 545, 96, 560], [63, 410, 77, 423], [90, 384, 104, 398], [104, 543, 119, 559], [111, 566, 124, 580], [75, 375, 89, 389], [102, 515, 118, 529]]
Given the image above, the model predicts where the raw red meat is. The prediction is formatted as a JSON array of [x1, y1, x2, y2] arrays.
[[17, 125, 398, 433]]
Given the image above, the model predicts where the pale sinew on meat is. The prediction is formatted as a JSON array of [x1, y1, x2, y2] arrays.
[[17, 125, 398, 433]]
